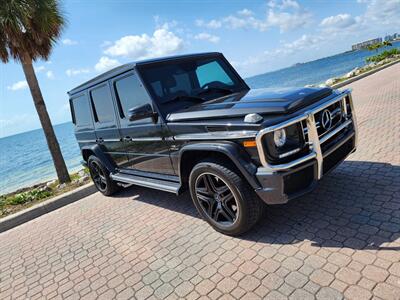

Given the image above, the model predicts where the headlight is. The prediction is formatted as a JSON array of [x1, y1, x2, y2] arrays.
[[273, 128, 286, 147], [263, 123, 307, 164]]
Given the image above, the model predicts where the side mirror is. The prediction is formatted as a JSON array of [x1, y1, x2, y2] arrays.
[[128, 103, 156, 122]]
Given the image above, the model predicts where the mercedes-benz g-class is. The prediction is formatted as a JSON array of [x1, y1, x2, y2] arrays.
[[69, 52, 357, 235]]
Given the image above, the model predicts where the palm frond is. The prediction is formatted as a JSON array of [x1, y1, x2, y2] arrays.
[[0, 0, 65, 63]]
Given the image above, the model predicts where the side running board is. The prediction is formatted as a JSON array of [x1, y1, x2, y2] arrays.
[[110, 173, 181, 194]]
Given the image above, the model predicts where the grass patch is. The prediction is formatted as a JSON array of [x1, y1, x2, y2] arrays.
[[5, 189, 53, 205], [0, 169, 91, 218], [366, 48, 400, 63]]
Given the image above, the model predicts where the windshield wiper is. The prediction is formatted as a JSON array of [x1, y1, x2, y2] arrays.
[[164, 95, 205, 104], [196, 86, 233, 96]]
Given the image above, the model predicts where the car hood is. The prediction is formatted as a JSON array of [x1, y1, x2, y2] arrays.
[[166, 87, 333, 122]]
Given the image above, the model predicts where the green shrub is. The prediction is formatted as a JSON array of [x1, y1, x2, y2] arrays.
[[8, 193, 29, 205], [5, 189, 52, 206], [70, 173, 80, 181], [0, 196, 6, 211], [366, 48, 400, 63]]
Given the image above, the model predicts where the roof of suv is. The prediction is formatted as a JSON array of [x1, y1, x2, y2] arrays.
[[68, 52, 222, 95]]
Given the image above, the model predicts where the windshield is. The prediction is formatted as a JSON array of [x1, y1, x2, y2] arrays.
[[138, 55, 248, 115]]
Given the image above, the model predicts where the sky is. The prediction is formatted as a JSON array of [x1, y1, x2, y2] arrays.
[[0, 0, 399, 138]]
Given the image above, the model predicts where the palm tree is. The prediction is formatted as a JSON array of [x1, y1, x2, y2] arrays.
[[0, 0, 70, 183], [383, 40, 392, 47]]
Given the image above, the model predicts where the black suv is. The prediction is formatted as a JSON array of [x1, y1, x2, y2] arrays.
[[69, 52, 357, 235]]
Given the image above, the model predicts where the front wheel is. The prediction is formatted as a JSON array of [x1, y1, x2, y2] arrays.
[[189, 160, 263, 236], [88, 155, 119, 196]]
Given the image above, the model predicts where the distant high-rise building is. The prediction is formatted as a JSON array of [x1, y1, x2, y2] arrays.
[[384, 33, 399, 41], [352, 38, 383, 51]]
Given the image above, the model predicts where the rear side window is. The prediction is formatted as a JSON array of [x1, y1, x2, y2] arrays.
[[90, 85, 115, 123], [114, 74, 150, 118], [71, 95, 92, 127]]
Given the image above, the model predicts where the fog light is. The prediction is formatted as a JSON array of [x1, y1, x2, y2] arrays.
[[274, 128, 287, 147]]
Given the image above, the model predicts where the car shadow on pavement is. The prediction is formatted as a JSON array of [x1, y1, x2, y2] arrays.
[[114, 160, 400, 251]]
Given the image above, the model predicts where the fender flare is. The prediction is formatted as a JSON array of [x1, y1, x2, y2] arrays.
[[81, 144, 117, 173], [178, 142, 260, 189]]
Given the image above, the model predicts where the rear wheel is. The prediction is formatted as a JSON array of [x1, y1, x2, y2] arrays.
[[189, 160, 263, 236], [88, 155, 119, 196]]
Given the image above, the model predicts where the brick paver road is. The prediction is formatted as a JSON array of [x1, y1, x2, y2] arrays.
[[1, 64, 399, 300]]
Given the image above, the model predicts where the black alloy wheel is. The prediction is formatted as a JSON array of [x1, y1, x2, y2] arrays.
[[87, 155, 119, 196], [195, 173, 239, 226], [189, 160, 264, 236], [89, 160, 107, 192]]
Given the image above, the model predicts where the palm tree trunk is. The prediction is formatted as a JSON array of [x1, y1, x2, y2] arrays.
[[21, 56, 71, 184]]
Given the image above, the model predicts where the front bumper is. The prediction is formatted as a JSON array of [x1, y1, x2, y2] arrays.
[[254, 90, 358, 205]]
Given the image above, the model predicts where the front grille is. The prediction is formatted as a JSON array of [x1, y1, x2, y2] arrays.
[[321, 123, 354, 154], [323, 138, 354, 174], [314, 101, 343, 137], [302, 98, 348, 144]]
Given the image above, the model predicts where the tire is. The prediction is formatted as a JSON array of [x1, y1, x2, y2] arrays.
[[88, 155, 120, 196], [189, 160, 264, 236]]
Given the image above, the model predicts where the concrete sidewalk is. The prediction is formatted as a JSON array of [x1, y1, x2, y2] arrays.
[[0, 63, 399, 300]]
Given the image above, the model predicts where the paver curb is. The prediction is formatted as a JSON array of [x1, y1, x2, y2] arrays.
[[332, 59, 400, 89], [0, 183, 96, 233]]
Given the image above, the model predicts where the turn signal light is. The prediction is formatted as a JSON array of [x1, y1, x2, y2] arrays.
[[243, 140, 257, 148]]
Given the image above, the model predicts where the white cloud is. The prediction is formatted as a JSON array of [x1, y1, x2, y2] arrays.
[[319, 0, 399, 36], [237, 9, 254, 17], [282, 34, 323, 52], [100, 41, 113, 48], [7, 81, 28, 91], [224, 15, 270, 31], [320, 14, 356, 29], [268, 0, 300, 10], [62, 39, 78, 46], [196, 1, 311, 32], [35, 66, 46, 73], [104, 25, 184, 60], [363, 0, 400, 26], [233, 34, 324, 76], [267, 0, 300, 10], [194, 33, 220, 43], [195, 19, 222, 29], [94, 57, 120, 72], [267, 9, 312, 32], [65, 68, 90, 77], [280, 0, 300, 10], [197, 12, 269, 31], [46, 70, 55, 79]]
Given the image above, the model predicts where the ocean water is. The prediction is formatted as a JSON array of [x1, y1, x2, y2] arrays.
[[0, 122, 82, 194], [246, 41, 400, 88], [1, 42, 398, 194]]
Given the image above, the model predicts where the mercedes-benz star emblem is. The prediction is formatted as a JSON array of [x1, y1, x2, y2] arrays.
[[321, 109, 332, 131]]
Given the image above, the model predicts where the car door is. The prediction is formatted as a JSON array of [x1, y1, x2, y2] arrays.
[[89, 82, 129, 168], [111, 70, 175, 175]]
